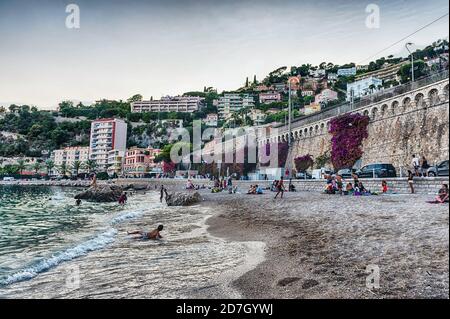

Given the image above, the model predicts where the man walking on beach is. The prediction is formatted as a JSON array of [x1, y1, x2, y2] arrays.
[[160, 185, 169, 203], [274, 178, 285, 199]]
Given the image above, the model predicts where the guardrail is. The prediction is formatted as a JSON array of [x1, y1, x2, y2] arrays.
[[275, 70, 449, 132]]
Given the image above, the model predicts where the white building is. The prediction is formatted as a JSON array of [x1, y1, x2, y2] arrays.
[[203, 113, 218, 127], [338, 67, 357, 77], [309, 69, 326, 78], [346, 77, 383, 101], [259, 92, 282, 104], [315, 89, 338, 104], [51, 146, 90, 175], [89, 118, 127, 171], [217, 93, 255, 119], [107, 149, 125, 177], [131, 96, 204, 113], [249, 109, 266, 125]]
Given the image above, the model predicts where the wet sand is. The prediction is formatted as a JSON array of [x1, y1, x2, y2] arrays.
[[204, 191, 449, 299]]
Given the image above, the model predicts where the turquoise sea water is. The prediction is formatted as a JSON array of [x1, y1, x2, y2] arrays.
[[0, 185, 262, 298]]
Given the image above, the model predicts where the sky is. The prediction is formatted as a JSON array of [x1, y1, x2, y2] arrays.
[[0, 0, 448, 109]]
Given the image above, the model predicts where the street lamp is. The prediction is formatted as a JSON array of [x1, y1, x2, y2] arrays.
[[405, 42, 415, 82]]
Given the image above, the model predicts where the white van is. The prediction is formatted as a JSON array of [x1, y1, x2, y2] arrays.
[[3, 177, 15, 181], [311, 168, 333, 179]]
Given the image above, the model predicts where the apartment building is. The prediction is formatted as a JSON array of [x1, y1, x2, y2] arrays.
[[217, 93, 255, 119], [131, 96, 205, 113], [203, 113, 218, 127], [122, 147, 161, 177], [51, 146, 90, 175], [315, 89, 339, 104], [89, 118, 127, 171], [259, 92, 282, 104], [337, 67, 357, 77], [346, 77, 383, 101], [106, 149, 125, 177]]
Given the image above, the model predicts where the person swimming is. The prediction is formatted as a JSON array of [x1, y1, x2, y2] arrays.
[[127, 225, 164, 240]]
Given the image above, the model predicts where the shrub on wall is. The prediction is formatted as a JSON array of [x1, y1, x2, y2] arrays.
[[329, 113, 369, 170], [294, 154, 314, 172]]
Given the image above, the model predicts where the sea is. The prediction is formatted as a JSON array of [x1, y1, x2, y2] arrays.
[[0, 185, 264, 298]]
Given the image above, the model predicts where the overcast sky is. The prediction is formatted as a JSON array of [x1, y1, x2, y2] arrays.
[[0, 0, 448, 109]]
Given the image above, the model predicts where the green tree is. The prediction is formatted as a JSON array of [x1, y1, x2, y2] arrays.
[[17, 159, 26, 176], [45, 159, 55, 176], [33, 162, 41, 175], [85, 159, 97, 173], [58, 162, 68, 177], [72, 160, 83, 176]]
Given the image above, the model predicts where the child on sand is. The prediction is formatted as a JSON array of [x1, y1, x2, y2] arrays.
[[381, 180, 388, 194]]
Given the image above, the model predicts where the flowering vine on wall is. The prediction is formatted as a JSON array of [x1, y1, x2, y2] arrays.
[[328, 113, 370, 170]]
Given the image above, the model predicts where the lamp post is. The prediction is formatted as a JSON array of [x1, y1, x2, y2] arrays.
[[405, 42, 415, 82]]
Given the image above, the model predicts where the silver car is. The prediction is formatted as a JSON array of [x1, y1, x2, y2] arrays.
[[427, 160, 449, 177]]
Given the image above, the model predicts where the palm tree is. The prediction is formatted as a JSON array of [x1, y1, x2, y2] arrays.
[[58, 162, 68, 177], [85, 159, 97, 173], [33, 162, 41, 176], [72, 160, 83, 177], [45, 159, 55, 176], [17, 159, 26, 176]]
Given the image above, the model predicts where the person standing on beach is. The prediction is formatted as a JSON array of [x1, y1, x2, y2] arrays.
[[91, 173, 97, 188], [407, 170, 415, 194], [160, 185, 168, 203], [274, 178, 285, 199], [421, 156, 430, 177]]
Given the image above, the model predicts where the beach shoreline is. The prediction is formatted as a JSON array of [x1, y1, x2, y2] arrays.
[[203, 191, 449, 299]]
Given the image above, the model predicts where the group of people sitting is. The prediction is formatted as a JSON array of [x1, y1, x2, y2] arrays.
[[185, 180, 206, 191], [324, 174, 376, 196], [247, 184, 264, 195]]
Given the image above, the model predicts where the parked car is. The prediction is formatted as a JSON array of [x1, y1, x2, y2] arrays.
[[427, 160, 449, 177], [336, 168, 354, 179], [355, 164, 397, 178], [311, 168, 334, 179], [2, 177, 14, 181], [296, 172, 312, 179]]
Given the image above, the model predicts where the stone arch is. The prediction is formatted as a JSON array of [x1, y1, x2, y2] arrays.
[[363, 109, 369, 117], [381, 104, 388, 117], [428, 88, 440, 105], [314, 125, 319, 134], [309, 127, 313, 136], [443, 84, 449, 101], [415, 93, 425, 108], [294, 131, 299, 140], [390, 100, 399, 114], [402, 96, 411, 111], [371, 107, 378, 120], [320, 122, 325, 133]]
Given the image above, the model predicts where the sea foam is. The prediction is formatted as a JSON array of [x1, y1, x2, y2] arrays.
[[0, 228, 117, 286]]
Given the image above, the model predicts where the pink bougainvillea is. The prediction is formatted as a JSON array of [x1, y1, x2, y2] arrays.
[[329, 113, 369, 170], [294, 154, 314, 172], [162, 161, 176, 174]]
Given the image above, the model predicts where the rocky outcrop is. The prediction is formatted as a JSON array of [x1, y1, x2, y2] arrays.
[[74, 185, 123, 202], [165, 192, 202, 206], [122, 183, 149, 191]]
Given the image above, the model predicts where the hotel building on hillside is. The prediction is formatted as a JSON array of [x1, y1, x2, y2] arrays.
[[346, 77, 383, 101], [107, 149, 125, 177], [217, 93, 255, 119], [123, 147, 162, 177], [259, 92, 282, 104], [131, 96, 205, 113], [89, 118, 127, 171], [51, 146, 90, 175]]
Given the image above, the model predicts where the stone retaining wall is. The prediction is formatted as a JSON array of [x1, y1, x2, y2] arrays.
[[115, 177, 449, 195]]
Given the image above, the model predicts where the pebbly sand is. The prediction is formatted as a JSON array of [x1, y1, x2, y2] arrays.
[[204, 190, 449, 299]]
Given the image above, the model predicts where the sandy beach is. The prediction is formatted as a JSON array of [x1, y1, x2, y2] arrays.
[[0, 183, 448, 299], [205, 191, 449, 299]]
